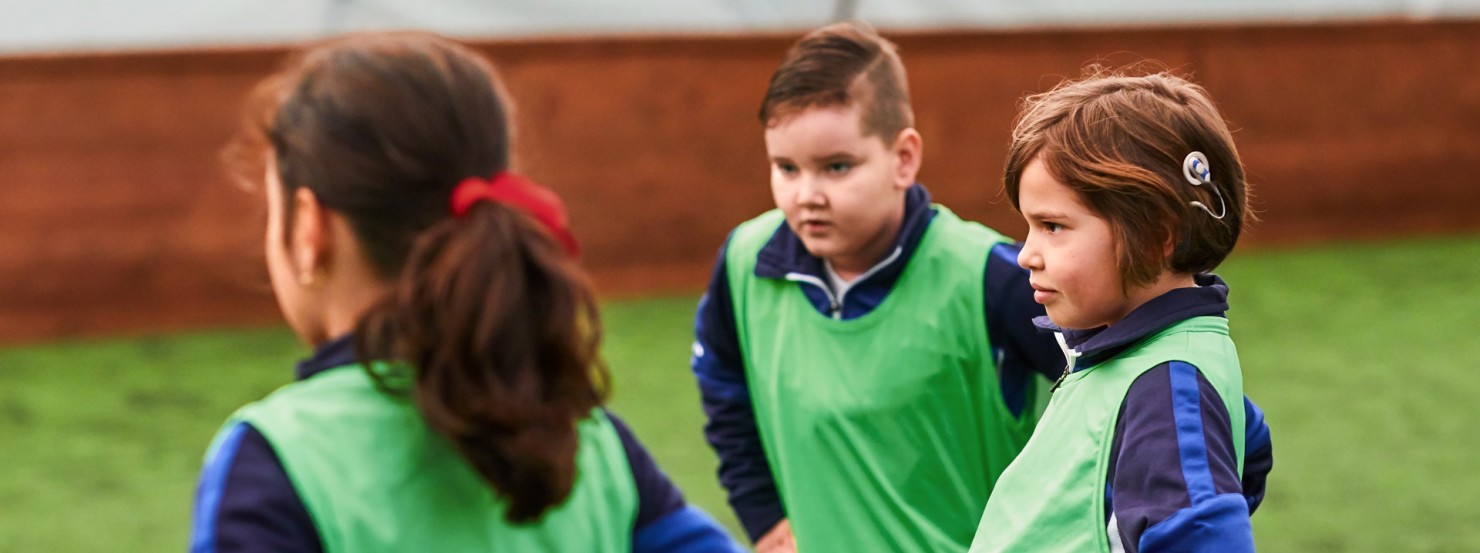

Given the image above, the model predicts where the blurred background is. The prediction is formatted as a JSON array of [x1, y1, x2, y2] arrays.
[[2, 1, 1478, 551]]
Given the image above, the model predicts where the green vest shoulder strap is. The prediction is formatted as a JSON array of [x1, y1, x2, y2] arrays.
[[971, 316, 1245, 553], [231, 366, 636, 553], [724, 206, 1038, 552], [725, 208, 787, 271], [724, 206, 1012, 313]]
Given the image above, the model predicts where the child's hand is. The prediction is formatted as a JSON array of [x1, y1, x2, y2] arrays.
[[755, 519, 796, 553]]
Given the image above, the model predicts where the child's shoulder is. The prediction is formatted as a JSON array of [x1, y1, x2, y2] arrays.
[[724, 209, 787, 256], [732, 208, 786, 234]]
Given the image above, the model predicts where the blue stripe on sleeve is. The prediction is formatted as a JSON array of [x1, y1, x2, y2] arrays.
[[983, 241, 1063, 417], [1168, 361, 1215, 504], [1138, 493, 1254, 552], [633, 505, 745, 553], [692, 242, 785, 542], [690, 253, 750, 404], [691, 342, 749, 404], [990, 241, 1021, 266], [190, 422, 249, 553], [986, 243, 1030, 418]]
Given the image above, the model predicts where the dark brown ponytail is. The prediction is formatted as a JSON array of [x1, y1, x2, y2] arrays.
[[235, 32, 608, 523], [358, 200, 607, 523]]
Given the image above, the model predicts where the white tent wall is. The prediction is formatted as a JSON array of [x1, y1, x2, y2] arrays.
[[3, 0, 1479, 54]]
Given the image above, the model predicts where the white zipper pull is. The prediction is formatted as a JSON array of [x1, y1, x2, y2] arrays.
[[1051, 332, 1081, 393], [784, 273, 841, 319]]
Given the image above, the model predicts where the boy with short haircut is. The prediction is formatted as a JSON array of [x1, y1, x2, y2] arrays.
[[971, 70, 1273, 552], [689, 20, 1066, 552]]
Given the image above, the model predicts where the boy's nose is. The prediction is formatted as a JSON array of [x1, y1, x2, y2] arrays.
[[1017, 241, 1041, 271], [795, 176, 826, 207]]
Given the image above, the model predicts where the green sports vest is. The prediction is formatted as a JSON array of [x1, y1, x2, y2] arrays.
[[969, 316, 1246, 553], [220, 365, 637, 553], [726, 207, 1040, 552]]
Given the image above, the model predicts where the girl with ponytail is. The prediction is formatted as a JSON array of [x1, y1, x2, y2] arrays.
[[189, 32, 739, 553]]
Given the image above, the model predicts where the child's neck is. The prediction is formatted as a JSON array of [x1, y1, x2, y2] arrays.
[[1120, 272, 1198, 323]]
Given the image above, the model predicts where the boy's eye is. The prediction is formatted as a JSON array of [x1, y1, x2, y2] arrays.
[[776, 163, 799, 175], [825, 161, 853, 174], [1043, 222, 1064, 233]]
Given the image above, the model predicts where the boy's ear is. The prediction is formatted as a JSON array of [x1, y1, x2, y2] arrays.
[[1164, 224, 1182, 261], [891, 128, 923, 190], [290, 187, 332, 278]]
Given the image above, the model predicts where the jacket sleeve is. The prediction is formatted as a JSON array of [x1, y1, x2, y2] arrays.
[[605, 411, 745, 553], [189, 422, 323, 553], [983, 242, 1065, 416], [691, 241, 785, 543], [1106, 362, 1255, 553], [1240, 396, 1273, 514]]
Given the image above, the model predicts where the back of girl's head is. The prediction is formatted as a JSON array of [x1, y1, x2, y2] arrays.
[[235, 32, 607, 523], [758, 19, 913, 141], [1004, 69, 1250, 288]]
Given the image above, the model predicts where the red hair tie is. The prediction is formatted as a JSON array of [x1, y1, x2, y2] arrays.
[[450, 171, 580, 256]]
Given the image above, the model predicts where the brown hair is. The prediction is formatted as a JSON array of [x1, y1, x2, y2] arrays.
[[1004, 69, 1251, 288], [758, 19, 914, 141], [230, 32, 607, 523]]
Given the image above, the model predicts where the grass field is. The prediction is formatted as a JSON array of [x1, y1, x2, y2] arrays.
[[2, 234, 1478, 552]]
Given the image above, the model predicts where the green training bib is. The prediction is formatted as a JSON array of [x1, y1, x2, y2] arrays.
[[727, 207, 1040, 552], [221, 365, 637, 553]]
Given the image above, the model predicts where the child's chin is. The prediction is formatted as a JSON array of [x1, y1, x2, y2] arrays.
[[1045, 311, 1086, 330], [799, 241, 835, 259]]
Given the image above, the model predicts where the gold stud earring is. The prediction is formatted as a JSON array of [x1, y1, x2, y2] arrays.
[[298, 270, 319, 287]]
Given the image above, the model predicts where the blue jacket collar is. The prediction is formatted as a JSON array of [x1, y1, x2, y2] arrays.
[[1035, 273, 1231, 370], [294, 333, 359, 381], [754, 183, 935, 282]]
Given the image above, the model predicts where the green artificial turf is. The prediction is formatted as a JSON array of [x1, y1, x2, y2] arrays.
[[1217, 235, 1480, 552], [1, 234, 1477, 551]]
